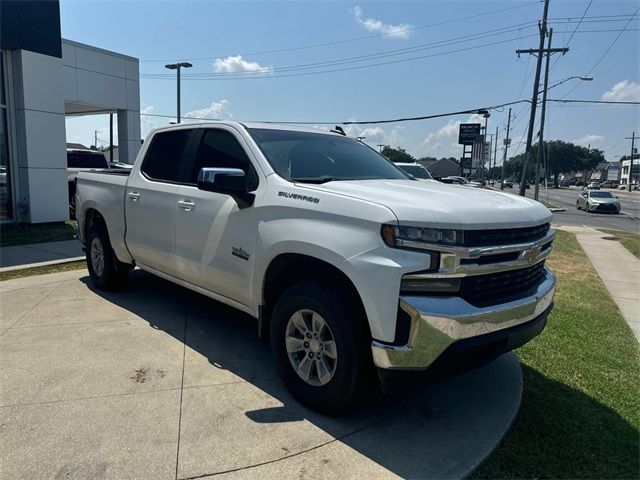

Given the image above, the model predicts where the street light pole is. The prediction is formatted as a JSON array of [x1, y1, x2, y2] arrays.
[[164, 62, 193, 123]]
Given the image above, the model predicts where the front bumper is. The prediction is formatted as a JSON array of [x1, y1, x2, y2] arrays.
[[589, 202, 619, 213], [371, 268, 556, 370]]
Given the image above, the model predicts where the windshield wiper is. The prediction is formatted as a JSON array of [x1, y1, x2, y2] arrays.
[[291, 176, 337, 184]]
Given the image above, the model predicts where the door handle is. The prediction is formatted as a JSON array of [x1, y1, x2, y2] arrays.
[[177, 200, 196, 211], [128, 192, 141, 202]]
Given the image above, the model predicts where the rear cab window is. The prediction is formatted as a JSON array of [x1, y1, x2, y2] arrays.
[[67, 151, 109, 169]]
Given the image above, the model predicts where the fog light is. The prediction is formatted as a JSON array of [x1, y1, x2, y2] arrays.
[[400, 274, 460, 294]]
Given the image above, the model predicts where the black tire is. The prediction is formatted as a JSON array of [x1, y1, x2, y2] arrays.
[[86, 223, 130, 290], [270, 281, 374, 414], [576, 201, 581, 210]]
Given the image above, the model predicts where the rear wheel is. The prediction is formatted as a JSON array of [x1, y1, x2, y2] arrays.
[[86, 223, 130, 290], [270, 282, 374, 413]]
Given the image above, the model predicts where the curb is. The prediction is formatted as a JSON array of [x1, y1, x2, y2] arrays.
[[549, 208, 566, 213], [0, 256, 85, 273]]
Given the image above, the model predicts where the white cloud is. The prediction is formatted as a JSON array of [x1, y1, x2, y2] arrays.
[[352, 6, 413, 39], [601, 80, 640, 102], [342, 119, 406, 150], [140, 105, 160, 138], [421, 114, 483, 157], [572, 134, 604, 146], [213, 55, 273, 74], [185, 99, 232, 120]]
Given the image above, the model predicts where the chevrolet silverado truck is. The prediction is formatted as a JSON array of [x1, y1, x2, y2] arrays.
[[75, 122, 556, 413]]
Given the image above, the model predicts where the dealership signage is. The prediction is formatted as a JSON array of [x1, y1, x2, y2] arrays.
[[458, 123, 481, 145]]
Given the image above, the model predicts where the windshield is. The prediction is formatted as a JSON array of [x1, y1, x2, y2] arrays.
[[398, 164, 432, 179], [247, 128, 409, 183], [67, 151, 108, 169], [590, 191, 614, 198]]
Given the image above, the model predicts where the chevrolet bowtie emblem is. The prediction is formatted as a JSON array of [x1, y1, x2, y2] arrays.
[[520, 246, 542, 263]]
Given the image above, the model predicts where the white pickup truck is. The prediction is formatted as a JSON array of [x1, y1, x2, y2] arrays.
[[76, 122, 556, 413]]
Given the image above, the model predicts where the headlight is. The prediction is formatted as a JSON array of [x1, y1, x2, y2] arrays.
[[381, 224, 463, 249]]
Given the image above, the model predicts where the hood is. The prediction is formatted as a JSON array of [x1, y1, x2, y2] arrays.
[[303, 179, 552, 229], [589, 197, 618, 204]]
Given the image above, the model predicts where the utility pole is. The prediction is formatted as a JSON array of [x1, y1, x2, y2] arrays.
[[627, 132, 636, 192], [501, 108, 512, 190], [535, 28, 554, 200], [94, 130, 99, 150], [516, 0, 568, 196], [493, 125, 499, 183]]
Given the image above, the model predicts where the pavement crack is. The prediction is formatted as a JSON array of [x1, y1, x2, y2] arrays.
[[174, 305, 189, 480], [177, 393, 420, 480]]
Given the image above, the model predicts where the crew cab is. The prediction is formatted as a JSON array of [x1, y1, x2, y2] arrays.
[[75, 122, 556, 413]]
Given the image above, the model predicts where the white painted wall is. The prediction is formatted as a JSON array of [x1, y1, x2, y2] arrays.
[[6, 40, 140, 223], [62, 39, 140, 164], [10, 49, 68, 223]]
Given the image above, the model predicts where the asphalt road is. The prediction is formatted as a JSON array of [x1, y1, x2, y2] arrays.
[[512, 186, 640, 234]]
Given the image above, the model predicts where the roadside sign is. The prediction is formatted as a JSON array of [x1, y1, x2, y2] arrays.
[[459, 123, 481, 145]]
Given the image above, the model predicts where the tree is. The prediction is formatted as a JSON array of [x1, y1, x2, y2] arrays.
[[381, 146, 416, 163], [505, 140, 604, 186]]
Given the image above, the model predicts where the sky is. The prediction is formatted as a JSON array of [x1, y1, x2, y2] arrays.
[[61, 0, 640, 163]]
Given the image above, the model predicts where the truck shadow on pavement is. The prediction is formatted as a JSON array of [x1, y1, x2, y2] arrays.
[[81, 270, 638, 479]]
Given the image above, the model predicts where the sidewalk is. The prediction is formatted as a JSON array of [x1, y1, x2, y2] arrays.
[[0, 240, 84, 271], [558, 225, 640, 342]]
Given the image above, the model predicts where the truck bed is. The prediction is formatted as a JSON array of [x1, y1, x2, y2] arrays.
[[76, 170, 130, 263]]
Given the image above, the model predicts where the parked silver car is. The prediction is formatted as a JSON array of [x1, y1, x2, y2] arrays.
[[576, 190, 620, 213]]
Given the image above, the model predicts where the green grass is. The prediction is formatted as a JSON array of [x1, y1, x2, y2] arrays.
[[0, 221, 77, 247], [0, 260, 86, 282], [473, 230, 640, 479], [599, 229, 640, 260]]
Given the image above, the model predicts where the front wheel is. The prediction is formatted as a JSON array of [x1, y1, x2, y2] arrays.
[[86, 224, 130, 290], [270, 282, 374, 413]]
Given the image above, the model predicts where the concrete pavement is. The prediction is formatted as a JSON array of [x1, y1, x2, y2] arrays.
[[0, 239, 84, 271], [558, 225, 640, 342], [0, 269, 523, 480]]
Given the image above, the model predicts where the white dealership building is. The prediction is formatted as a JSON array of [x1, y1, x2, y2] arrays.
[[1, 0, 140, 224]]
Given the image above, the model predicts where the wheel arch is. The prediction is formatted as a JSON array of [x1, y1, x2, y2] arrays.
[[259, 253, 370, 340]]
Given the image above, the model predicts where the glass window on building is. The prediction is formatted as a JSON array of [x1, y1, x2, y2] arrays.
[[0, 53, 12, 220]]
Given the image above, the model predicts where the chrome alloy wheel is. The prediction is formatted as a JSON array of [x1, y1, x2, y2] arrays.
[[90, 237, 105, 277], [285, 309, 337, 386]]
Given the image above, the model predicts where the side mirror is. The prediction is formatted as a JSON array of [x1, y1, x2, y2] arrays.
[[197, 167, 255, 208]]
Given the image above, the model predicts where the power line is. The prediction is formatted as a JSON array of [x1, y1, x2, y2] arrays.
[[550, 0, 592, 74], [139, 27, 638, 82], [548, 99, 640, 105], [140, 99, 531, 126], [141, 34, 540, 81], [561, 6, 640, 98], [139, 1, 541, 62], [142, 23, 539, 79]]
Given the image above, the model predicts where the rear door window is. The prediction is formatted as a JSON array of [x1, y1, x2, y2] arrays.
[[142, 129, 194, 183]]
